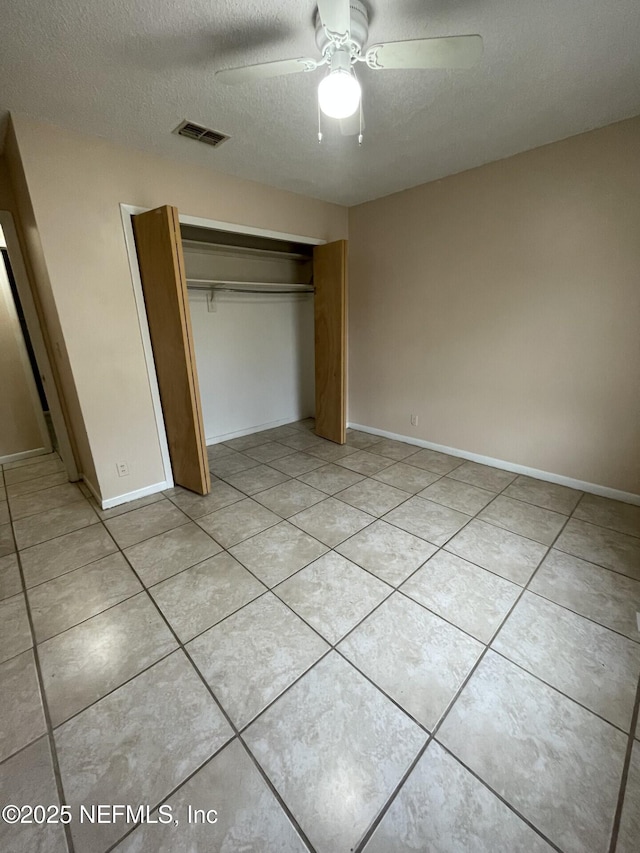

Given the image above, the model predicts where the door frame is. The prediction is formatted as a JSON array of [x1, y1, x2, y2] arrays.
[[0, 210, 79, 478], [120, 203, 325, 488]]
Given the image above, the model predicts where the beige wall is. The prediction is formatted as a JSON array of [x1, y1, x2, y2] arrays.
[[9, 114, 348, 501], [0, 227, 47, 459], [349, 117, 640, 495]]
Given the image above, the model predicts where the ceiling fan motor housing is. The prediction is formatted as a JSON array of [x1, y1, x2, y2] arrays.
[[315, 0, 369, 59]]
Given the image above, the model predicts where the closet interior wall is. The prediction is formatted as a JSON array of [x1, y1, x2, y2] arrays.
[[180, 225, 315, 444]]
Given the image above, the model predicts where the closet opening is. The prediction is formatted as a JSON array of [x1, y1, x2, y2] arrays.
[[179, 223, 316, 449], [125, 204, 346, 496]]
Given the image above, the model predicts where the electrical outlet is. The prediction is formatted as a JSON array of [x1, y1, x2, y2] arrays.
[[410, 414, 419, 426], [116, 461, 130, 477]]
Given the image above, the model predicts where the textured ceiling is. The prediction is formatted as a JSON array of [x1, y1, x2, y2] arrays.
[[1, 0, 639, 206]]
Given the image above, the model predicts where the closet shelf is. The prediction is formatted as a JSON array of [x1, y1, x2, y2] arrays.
[[186, 279, 314, 294], [181, 239, 312, 263]]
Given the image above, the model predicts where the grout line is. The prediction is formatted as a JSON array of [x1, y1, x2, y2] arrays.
[[352, 495, 575, 853], [608, 672, 640, 853], [6, 495, 76, 853]]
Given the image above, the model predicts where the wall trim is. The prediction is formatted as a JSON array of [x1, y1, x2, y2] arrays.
[[348, 423, 640, 506], [85, 475, 173, 511], [0, 446, 50, 465]]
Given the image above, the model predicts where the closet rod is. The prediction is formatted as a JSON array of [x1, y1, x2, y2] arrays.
[[186, 279, 314, 294]]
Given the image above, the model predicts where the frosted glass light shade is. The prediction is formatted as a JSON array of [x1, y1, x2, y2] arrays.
[[318, 69, 361, 119]]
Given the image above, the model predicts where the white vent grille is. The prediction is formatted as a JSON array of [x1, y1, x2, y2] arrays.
[[174, 120, 229, 148]]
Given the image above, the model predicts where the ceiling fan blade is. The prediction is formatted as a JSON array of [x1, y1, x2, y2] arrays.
[[365, 35, 483, 70], [339, 111, 365, 136], [216, 57, 318, 85], [317, 0, 351, 38]]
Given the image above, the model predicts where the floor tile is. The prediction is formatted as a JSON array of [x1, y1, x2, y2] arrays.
[[189, 593, 328, 728], [20, 524, 117, 588], [336, 449, 395, 476], [336, 520, 437, 586], [2, 451, 60, 471], [336, 478, 409, 516], [368, 438, 420, 461], [438, 651, 626, 853], [91, 492, 163, 521], [123, 522, 221, 587], [402, 448, 464, 475], [0, 650, 46, 762], [28, 553, 142, 642], [617, 740, 640, 853], [40, 592, 178, 726], [275, 551, 391, 643], [244, 441, 294, 463], [209, 450, 260, 478], [555, 518, 640, 579], [55, 651, 232, 853], [503, 475, 582, 515], [384, 496, 470, 546], [279, 430, 326, 452], [529, 549, 640, 641], [0, 737, 68, 853], [364, 741, 554, 853], [402, 550, 520, 642], [339, 593, 482, 729], [5, 470, 68, 498], [197, 497, 281, 548], [372, 461, 441, 493], [13, 499, 98, 549], [296, 462, 365, 495], [447, 460, 516, 492], [492, 591, 640, 730], [150, 552, 265, 642], [206, 441, 236, 460], [346, 429, 383, 449], [289, 497, 374, 547], [223, 431, 272, 451], [269, 451, 325, 477], [289, 417, 316, 430], [0, 593, 31, 663], [0, 522, 15, 556], [3, 457, 66, 486], [104, 499, 188, 548], [573, 493, 640, 538], [229, 521, 328, 586], [445, 518, 548, 585], [116, 739, 306, 853], [0, 500, 8, 525], [0, 553, 21, 600], [244, 652, 426, 853], [254, 479, 326, 518], [306, 441, 358, 462], [224, 463, 290, 495], [418, 477, 495, 515], [478, 495, 567, 545], [259, 424, 301, 442]]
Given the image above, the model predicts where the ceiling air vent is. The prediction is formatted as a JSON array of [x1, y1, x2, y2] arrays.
[[174, 120, 229, 148]]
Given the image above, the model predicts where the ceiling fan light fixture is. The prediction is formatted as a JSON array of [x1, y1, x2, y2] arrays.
[[318, 68, 361, 118]]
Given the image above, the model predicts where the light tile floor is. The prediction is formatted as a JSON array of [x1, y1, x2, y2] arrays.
[[1, 423, 639, 853]]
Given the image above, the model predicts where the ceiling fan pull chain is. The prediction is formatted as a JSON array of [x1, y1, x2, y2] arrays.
[[358, 99, 363, 145], [317, 98, 323, 143]]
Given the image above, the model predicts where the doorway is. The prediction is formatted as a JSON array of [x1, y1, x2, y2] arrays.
[[0, 211, 78, 478]]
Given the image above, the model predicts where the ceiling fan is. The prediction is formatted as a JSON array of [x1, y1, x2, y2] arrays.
[[215, 0, 483, 142]]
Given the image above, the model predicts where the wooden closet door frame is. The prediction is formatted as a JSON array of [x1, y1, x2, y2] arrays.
[[121, 204, 343, 488]]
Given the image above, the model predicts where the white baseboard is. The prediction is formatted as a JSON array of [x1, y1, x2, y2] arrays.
[[85, 477, 173, 511], [0, 446, 50, 465], [348, 423, 640, 506], [206, 413, 314, 446]]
